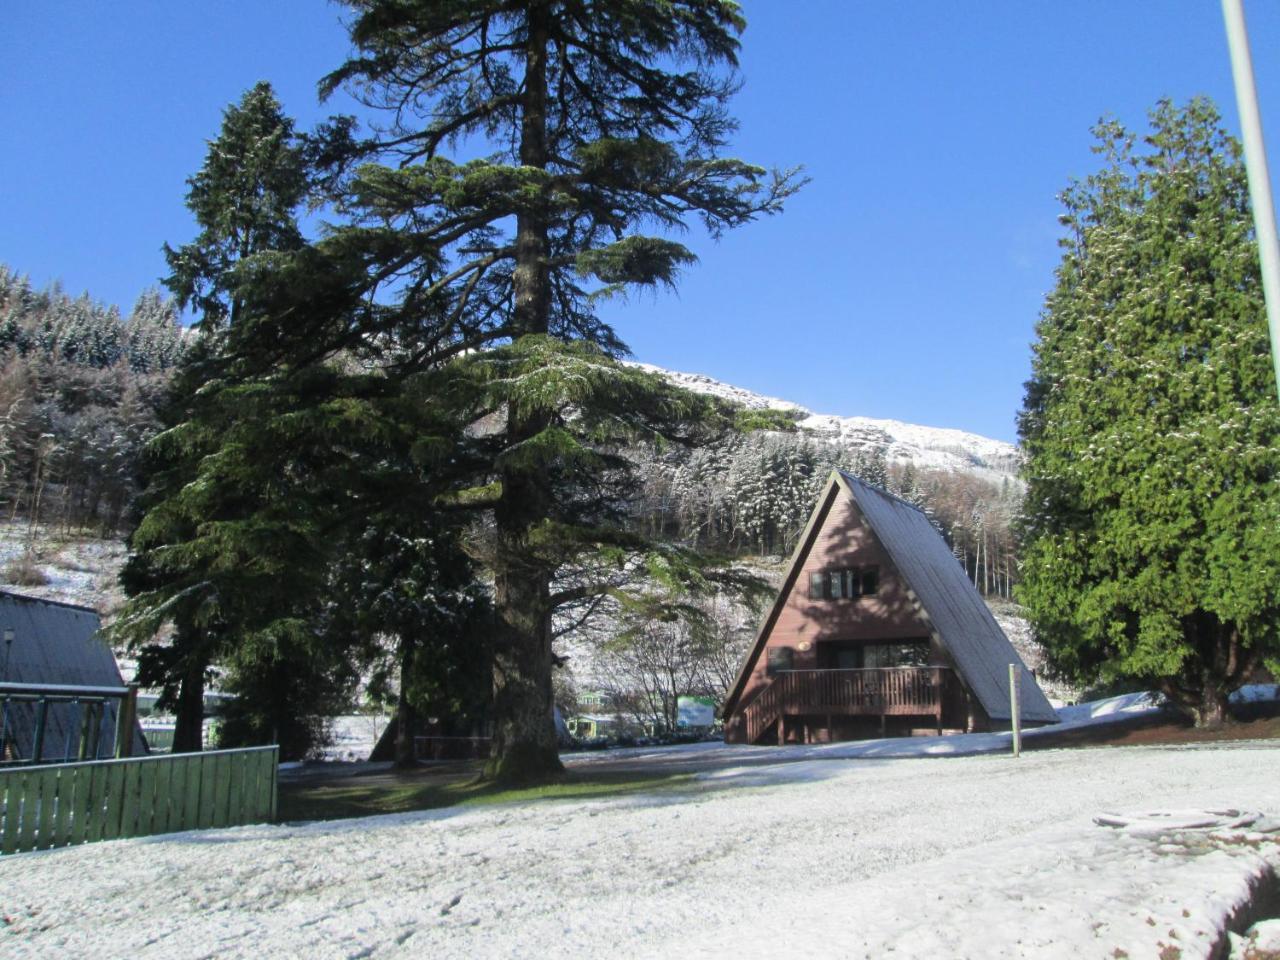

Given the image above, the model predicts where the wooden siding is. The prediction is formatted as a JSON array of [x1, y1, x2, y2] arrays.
[[743, 667, 955, 745], [722, 471, 1059, 744]]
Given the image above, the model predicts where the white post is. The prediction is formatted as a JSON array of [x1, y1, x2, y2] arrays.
[[1222, 0, 1280, 402], [1009, 664, 1022, 759]]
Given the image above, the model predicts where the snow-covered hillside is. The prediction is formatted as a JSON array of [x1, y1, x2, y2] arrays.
[[0, 524, 126, 615], [635, 363, 1023, 480]]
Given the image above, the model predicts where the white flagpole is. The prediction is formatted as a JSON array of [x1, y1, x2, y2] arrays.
[[1222, 0, 1280, 402]]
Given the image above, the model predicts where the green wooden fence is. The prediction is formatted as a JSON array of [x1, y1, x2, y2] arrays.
[[0, 745, 277, 855]]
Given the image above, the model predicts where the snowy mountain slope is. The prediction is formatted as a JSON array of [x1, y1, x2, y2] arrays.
[[634, 362, 1023, 480]]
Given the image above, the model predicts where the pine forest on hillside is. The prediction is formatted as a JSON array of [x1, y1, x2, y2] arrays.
[[0, 262, 1024, 602], [0, 267, 185, 539]]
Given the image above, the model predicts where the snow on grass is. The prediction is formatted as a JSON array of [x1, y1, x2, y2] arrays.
[[1056, 690, 1166, 724], [4, 744, 1279, 959], [0, 522, 127, 614], [318, 713, 392, 762], [561, 689, 1175, 771], [1230, 917, 1280, 958]]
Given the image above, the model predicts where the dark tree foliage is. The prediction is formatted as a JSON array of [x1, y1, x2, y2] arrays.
[[1018, 99, 1280, 725], [116, 82, 317, 754], [163, 82, 310, 333], [117, 80, 496, 761], [322, 0, 800, 783], [328, 519, 492, 768]]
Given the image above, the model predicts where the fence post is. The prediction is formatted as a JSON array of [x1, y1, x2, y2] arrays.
[[115, 685, 138, 759], [31, 700, 47, 763], [1009, 664, 1022, 758]]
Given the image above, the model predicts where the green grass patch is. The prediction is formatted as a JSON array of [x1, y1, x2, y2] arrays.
[[278, 768, 697, 823]]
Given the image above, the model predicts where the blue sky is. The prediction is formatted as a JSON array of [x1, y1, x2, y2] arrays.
[[2, 2, 1278, 443]]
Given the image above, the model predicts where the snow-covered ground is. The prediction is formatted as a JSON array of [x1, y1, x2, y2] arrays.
[[4, 730, 1279, 958], [561, 689, 1171, 768], [319, 713, 392, 762]]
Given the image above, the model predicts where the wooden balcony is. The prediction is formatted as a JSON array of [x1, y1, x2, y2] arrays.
[[743, 667, 955, 745]]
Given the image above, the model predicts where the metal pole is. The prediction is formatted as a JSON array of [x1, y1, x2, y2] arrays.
[[1222, 0, 1280, 402], [1009, 664, 1022, 759], [1, 628, 13, 681]]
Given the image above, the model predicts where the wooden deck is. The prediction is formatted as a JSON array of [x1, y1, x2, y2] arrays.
[[743, 667, 955, 745]]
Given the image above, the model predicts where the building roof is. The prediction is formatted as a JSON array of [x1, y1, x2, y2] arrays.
[[0, 590, 146, 759], [722, 471, 1058, 725], [835, 472, 1058, 724]]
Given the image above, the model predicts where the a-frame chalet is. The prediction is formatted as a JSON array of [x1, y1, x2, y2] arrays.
[[721, 471, 1058, 745]]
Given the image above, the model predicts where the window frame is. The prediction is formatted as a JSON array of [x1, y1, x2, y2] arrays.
[[806, 566, 880, 600]]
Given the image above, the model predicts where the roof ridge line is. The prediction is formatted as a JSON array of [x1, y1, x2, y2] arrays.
[[837, 469, 928, 516], [0, 589, 99, 615]]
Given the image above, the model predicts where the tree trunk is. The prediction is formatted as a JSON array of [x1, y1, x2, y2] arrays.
[[1161, 613, 1259, 728], [486, 461, 563, 783], [394, 636, 418, 768], [1192, 679, 1228, 728], [510, 0, 550, 340], [483, 1, 563, 786], [172, 655, 206, 753]]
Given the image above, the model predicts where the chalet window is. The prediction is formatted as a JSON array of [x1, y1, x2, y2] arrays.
[[829, 571, 844, 599], [861, 567, 879, 596], [766, 647, 794, 675], [807, 566, 880, 600], [861, 641, 929, 668]]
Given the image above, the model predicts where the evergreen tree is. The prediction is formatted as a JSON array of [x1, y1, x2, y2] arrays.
[[327, 516, 492, 768], [724, 433, 823, 555], [164, 82, 309, 333], [116, 82, 313, 753], [0, 268, 175, 534], [1018, 99, 1280, 725], [323, 0, 799, 783], [119, 81, 492, 760], [124, 289, 185, 373], [852, 445, 889, 489]]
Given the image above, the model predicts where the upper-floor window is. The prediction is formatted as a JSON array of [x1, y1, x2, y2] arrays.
[[808, 566, 879, 600], [766, 646, 794, 675]]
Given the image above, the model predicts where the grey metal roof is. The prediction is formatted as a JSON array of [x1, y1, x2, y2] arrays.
[[838, 472, 1059, 724], [0, 590, 147, 759]]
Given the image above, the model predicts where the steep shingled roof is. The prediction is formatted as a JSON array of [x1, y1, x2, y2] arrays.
[[836, 472, 1057, 724]]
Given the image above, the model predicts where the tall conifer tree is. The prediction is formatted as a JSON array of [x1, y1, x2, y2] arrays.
[[321, 0, 799, 782], [1018, 99, 1280, 725], [117, 82, 312, 752]]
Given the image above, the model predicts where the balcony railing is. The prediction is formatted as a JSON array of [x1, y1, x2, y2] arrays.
[[0, 682, 139, 767], [743, 667, 953, 744]]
